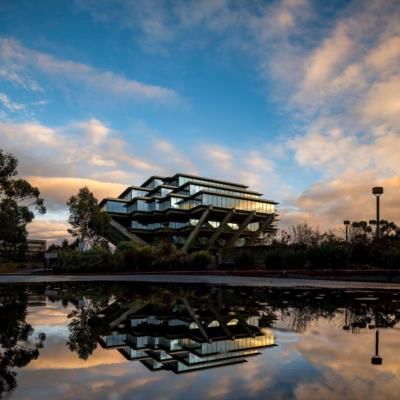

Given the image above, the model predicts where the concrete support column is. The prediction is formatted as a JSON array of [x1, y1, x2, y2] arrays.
[[182, 206, 212, 253], [245, 214, 274, 246], [181, 297, 210, 342], [207, 209, 235, 250], [226, 211, 256, 248]]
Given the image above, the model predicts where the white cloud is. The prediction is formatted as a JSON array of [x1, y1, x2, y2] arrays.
[[360, 75, 400, 126], [0, 119, 165, 182], [3, 0, 400, 234], [201, 144, 278, 198], [0, 37, 180, 103], [0, 92, 25, 111]]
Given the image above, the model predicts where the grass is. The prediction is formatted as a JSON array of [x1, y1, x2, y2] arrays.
[[0, 262, 43, 273]]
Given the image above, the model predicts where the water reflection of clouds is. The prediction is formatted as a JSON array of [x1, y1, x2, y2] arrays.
[[25, 342, 126, 370], [27, 302, 73, 326], [290, 319, 400, 400], [13, 323, 400, 400], [6, 285, 400, 400]]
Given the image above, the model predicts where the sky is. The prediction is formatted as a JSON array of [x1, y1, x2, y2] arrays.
[[0, 0, 399, 243]]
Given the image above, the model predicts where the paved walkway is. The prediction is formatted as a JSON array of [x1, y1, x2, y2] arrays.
[[1, 274, 400, 289]]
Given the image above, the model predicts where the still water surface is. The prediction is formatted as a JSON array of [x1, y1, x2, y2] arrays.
[[1, 281, 400, 399]]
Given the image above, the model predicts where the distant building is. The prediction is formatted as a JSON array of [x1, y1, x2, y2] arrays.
[[100, 173, 278, 251], [26, 239, 46, 258]]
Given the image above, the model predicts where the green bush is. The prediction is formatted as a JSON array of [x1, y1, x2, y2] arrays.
[[285, 249, 306, 269], [189, 250, 211, 270], [305, 244, 351, 269], [55, 247, 114, 273], [385, 246, 400, 269], [350, 242, 371, 265], [264, 248, 286, 269], [152, 241, 188, 271], [114, 242, 154, 271], [234, 251, 256, 270]]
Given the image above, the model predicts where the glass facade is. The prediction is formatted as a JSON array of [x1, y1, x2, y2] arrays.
[[101, 173, 277, 245], [104, 174, 275, 216], [103, 201, 127, 213], [144, 178, 163, 189], [126, 199, 148, 213], [175, 176, 246, 191], [122, 188, 148, 201], [188, 183, 258, 198], [198, 193, 274, 213]]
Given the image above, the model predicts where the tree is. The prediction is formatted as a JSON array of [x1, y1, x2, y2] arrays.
[[67, 187, 110, 250], [0, 150, 46, 259]]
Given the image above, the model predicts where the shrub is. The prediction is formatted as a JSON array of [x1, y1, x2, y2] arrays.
[[350, 242, 371, 265], [55, 247, 114, 273], [114, 242, 154, 271], [234, 251, 256, 270], [382, 245, 400, 269], [133, 246, 154, 271], [189, 250, 211, 270], [264, 248, 285, 269], [285, 249, 306, 269], [305, 244, 351, 269], [150, 241, 186, 271]]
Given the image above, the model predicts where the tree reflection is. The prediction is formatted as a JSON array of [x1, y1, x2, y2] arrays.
[[0, 280, 398, 393], [65, 288, 110, 360], [67, 306, 103, 360], [0, 286, 45, 396]]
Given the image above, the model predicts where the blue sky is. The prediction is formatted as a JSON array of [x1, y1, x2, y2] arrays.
[[0, 0, 399, 241]]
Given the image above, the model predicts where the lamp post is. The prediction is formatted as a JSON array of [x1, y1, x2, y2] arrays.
[[344, 220, 350, 243], [372, 187, 384, 239], [371, 330, 383, 365]]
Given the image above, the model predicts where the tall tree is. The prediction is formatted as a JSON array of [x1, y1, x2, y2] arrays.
[[67, 187, 110, 250], [0, 149, 46, 258]]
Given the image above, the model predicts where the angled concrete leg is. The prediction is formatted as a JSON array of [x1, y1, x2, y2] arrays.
[[181, 297, 210, 342], [226, 211, 256, 248], [207, 209, 235, 250], [182, 206, 212, 253], [207, 301, 234, 339], [245, 214, 274, 246]]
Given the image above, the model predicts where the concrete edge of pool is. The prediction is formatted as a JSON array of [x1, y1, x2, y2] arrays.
[[1, 274, 400, 289]]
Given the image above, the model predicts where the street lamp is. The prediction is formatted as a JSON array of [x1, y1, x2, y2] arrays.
[[372, 187, 384, 239], [371, 330, 383, 365], [344, 220, 350, 242]]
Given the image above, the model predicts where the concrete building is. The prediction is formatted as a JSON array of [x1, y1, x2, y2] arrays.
[[26, 239, 46, 258], [100, 173, 277, 252]]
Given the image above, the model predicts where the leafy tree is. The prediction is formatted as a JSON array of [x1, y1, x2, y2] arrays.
[[0, 150, 46, 259], [349, 221, 373, 243], [67, 187, 110, 250]]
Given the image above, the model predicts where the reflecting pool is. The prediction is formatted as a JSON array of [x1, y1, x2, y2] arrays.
[[1, 281, 400, 399]]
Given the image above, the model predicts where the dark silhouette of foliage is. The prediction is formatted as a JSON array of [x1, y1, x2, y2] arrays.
[[234, 251, 256, 269], [263, 221, 400, 270], [0, 286, 45, 396], [0, 149, 46, 260]]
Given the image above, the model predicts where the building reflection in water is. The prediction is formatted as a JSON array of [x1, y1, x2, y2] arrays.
[[98, 289, 276, 373], [2, 282, 400, 398]]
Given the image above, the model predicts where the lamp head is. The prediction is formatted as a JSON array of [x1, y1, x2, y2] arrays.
[[371, 355, 382, 365], [372, 187, 384, 196], [344, 220, 350, 226]]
